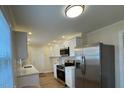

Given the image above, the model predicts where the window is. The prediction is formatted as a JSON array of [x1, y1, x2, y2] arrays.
[[0, 10, 13, 88]]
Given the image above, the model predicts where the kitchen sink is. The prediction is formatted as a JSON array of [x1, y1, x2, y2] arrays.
[[23, 65, 32, 68]]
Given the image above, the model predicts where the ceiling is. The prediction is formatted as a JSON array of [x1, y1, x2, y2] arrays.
[[10, 5, 124, 45]]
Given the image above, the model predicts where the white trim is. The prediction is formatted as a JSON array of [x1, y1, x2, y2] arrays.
[[41, 71, 53, 74], [119, 30, 124, 87]]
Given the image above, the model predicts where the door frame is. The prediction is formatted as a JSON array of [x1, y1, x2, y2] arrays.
[[119, 31, 124, 87]]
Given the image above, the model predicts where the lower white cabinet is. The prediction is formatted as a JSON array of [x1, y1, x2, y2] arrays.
[[17, 74, 40, 88], [65, 66, 75, 88], [53, 63, 59, 79]]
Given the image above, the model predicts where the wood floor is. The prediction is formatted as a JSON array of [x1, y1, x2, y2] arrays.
[[39, 73, 65, 88]]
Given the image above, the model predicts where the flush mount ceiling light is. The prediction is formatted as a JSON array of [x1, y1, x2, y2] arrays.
[[65, 5, 85, 18], [28, 32, 32, 35]]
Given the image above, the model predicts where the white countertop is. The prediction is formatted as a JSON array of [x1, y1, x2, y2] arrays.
[[65, 66, 75, 69], [17, 65, 39, 77]]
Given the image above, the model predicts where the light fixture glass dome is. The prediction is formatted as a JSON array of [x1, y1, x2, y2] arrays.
[[65, 5, 85, 18]]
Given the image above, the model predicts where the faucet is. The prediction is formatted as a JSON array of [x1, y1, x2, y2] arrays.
[[18, 58, 25, 68]]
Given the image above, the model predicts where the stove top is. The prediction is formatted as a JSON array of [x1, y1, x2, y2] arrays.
[[57, 65, 65, 70]]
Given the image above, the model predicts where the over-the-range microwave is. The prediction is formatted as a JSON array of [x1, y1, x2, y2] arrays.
[[60, 47, 70, 56]]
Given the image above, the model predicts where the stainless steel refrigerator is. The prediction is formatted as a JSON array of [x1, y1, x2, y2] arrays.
[[75, 43, 115, 88]]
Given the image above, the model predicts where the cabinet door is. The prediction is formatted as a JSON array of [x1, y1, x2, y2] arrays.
[[65, 68, 71, 86], [54, 45, 60, 57], [49, 46, 54, 57], [50, 44, 60, 57], [14, 32, 28, 60], [63, 41, 69, 47], [68, 39, 76, 56], [53, 64, 58, 79], [59, 43, 65, 49], [65, 67, 75, 88], [65, 67, 73, 87]]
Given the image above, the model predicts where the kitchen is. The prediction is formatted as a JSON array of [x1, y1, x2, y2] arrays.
[[1, 5, 124, 88]]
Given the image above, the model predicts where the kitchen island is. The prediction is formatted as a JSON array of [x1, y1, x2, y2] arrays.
[[17, 65, 40, 88]]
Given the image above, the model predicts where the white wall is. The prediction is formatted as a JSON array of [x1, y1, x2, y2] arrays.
[[28, 45, 53, 73], [87, 19, 124, 87]]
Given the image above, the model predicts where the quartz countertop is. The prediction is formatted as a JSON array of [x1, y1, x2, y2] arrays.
[[17, 65, 39, 77]]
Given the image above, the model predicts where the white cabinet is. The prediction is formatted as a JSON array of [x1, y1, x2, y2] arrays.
[[63, 41, 70, 47], [65, 66, 75, 88], [17, 65, 40, 88], [17, 74, 40, 88], [59, 43, 65, 49], [50, 57, 59, 78], [49, 44, 60, 57], [13, 31, 28, 60], [68, 39, 75, 56], [68, 37, 83, 56], [49, 37, 83, 57], [49, 46, 55, 57], [54, 45, 60, 57], [53, 63, 59, 79]]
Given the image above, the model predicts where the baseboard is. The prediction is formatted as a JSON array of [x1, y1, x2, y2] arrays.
[[40, 71, 53, 74]]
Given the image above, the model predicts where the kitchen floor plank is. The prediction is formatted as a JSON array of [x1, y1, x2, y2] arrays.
[[40, 73, 65, 88]]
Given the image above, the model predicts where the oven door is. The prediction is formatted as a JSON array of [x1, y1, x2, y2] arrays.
[[57, 68, 65, 82]]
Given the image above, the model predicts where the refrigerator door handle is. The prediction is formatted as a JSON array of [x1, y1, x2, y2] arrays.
[[84, 56, 86, 75], [81, 56, 86, 75]]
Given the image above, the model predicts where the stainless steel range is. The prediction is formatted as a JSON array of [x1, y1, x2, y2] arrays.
[[57, 65, 65, 82]]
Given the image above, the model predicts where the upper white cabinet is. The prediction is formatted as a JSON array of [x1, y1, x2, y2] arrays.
[[68, 39, 75, 56], [68, 37, 83, 56], [49, 37, 83, 57], [63, 40, 70, 48], [54, 45, 60, 57], [49, 45, 60, 57], [69, 37, 83, 48], [49, 46, 55, 57], [13, 31, 28, 60]]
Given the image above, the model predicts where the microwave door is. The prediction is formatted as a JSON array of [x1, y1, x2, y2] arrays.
[[60, 47, 69, 56]]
